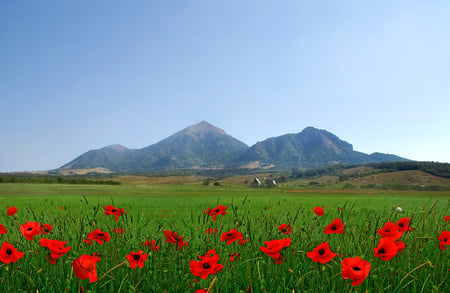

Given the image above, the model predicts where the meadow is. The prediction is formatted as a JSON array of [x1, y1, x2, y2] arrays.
[[0, 181, 449, 292]]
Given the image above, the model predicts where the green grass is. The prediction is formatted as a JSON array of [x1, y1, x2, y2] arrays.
[[0, 183, 449, 292]]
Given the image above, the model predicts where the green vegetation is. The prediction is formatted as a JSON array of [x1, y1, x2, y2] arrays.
[[0, 183, 449, 292], [0, 175, 120, 185]]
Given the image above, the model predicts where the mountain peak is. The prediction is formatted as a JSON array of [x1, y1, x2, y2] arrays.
[[102, 144, 129, 152], [182, 121, 226, 136]]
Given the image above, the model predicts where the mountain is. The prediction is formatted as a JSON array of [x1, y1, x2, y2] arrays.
[[230, 127, 408, 168], [59, 122, 408, 172], [60, 121, 249, 172]]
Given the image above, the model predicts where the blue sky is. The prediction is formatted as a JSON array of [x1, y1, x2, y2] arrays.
[[1, 0, 449, 172]]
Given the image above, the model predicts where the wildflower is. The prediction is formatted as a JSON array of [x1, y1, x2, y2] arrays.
[[312, 206, 324, 216], [0, 242, 25, 263], [40, 224, 53, 235], [164, 230, 188, 250], [40, 238, 71, 264], [190, 249, 224, 279], [206, 205, 227, 221], [20, 221, 41, 241], [7, 206, 18, 216], [127, 250, 147, 269], [220, 228, 243, 245], [239, 238, 249, 245], [113, 228, 125, 234], [72, 254, 100, 283], [260, 238, 291, 264], [377, 222, 402, 241], [341, 256, 371, 286], [324, 218, 344, 234], [437, 230, 450, 250], [374, 238, 398, 261], [306, 242, 337, 264], [395, 217, 410, 233], [278, 223, 292, 235], [0, 224, 6, 235], [230, 252, 240, 262], [87, 228, 110, 245], [103, 205, 125, 221], [445, 215, 450, 222], [395, 240, 406, 253], [206, 228, 218, 234], [143, 240, 160, 251]]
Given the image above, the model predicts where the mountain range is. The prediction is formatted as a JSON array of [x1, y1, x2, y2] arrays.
[[60, 121, 407, 172]]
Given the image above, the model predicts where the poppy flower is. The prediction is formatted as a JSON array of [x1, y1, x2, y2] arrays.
[[0, 224, 6, 235], [40, 238, 71, 264], [445, 215, 450, 222], [164, 230, 188, 250], [87, 228, 110, 245], [20, 221, 41, 241], [230, 252, 240, 262], [143, 239, 160, 251], [206, 228, 218, 234], [312, 206, 324, 216], [113, 228, 125, 234], [127, 250, 147, 269], [103, 205, 125, 221], [195, 290, 207, 293], [341, 256, 371, 286], [0, 242, 25, 264], [396, 217, 410, 233], [239, 238, 249, 245], [374, 238, 399, 261], [437, 230, 450, 250], [260, 238, 291, 263], [395, 240, 406, 253], [82, 239, 93, 245], [40, 224, 53, 235], [377, 222, 403, 241], [324, 218, 344, 234], [190, 249, 224, 279], [7, 206, 18, 216], [206, 205, 227, 221], [220, 228, 243, 245], [306, 242, 337, 264], [278, 223, 292, 235], [72, 254, 100, 283]]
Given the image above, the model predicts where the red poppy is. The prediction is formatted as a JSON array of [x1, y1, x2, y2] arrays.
[[72, 254, 100, 283], [0, 242, 25, 264], [377, 222, 403, 241], [220, 228, 243, 245], [195, 289, 207, 293], [445, 215, 450, 222], [230, 252, 240, 262], [143, 239, 160, 251], [7, 206, 18, 216], [239, 238, 249, 245], [20, 221, 41, 241], [324, 218, 344, 234], [0, 224, 6, 235], [113, 228, 125, 234], [40, 238, 71, 264], [260, 238, 291, 264], [40, 224, 53, 235], [306, 242, 337, 264], [395, 240, 406, 253], [190, 249, 224, 279], [164, 230, 188, 250], [374, 238, 399, 261], [341, 256, 371, 286], [103, 205, 125, 221], [278, 223, 292, 235], [395, 217, 410, 233], [206, 205, 227, 221], [87, 228, 111, 245], [127, 250, 147, 269], [206, 228, 218, 234], [437, 230, 450, 250], [312, 206, 324, 216], [82, 239, 93, 245]]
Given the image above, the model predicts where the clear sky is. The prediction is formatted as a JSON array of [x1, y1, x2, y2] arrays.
[[1, 0, 449, 172]]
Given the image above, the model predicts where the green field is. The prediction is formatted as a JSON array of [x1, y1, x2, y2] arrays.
[[0, 182, 449, 292]]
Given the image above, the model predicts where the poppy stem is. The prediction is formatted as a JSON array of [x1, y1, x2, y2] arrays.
[[99, 261, 127, 280]]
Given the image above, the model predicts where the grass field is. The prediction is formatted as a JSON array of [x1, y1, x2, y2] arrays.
[[0, 181, 449, 292]]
